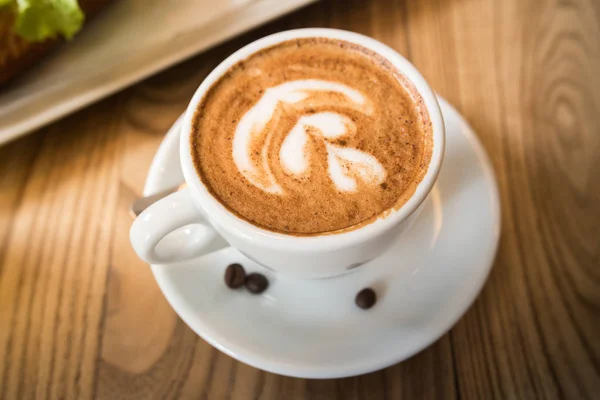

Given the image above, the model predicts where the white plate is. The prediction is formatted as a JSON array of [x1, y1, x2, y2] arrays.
[[144, 97, 501, 378], [0, 0, 316, 145]]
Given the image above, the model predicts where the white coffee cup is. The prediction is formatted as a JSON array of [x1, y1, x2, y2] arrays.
[[130, 28, 445, 279]]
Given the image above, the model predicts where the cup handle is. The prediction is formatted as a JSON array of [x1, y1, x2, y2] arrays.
[[130, 187, 214, 264]]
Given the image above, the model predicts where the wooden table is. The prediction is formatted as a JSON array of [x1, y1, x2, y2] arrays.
[[1, 0, 598, 398]]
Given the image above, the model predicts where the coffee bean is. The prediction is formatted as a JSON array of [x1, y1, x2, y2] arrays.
[[245, 273, 269, 294], [224, 263, 246, 289], [355, 288, 376, 309]]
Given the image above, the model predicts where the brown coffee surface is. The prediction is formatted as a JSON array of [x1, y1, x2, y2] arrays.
[[191, 38, 433, 235]]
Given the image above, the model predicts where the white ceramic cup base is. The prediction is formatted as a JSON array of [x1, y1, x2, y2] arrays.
[[144, 97, 500, 378]]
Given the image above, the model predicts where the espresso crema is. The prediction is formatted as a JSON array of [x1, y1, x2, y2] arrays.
[[191, 38, 433, 235]]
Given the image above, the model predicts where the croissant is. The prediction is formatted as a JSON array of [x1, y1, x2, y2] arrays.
[[0, 0, 115, 87]]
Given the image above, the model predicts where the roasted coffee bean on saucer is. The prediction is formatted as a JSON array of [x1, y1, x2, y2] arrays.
[[224, 263, 246, 289], [355, 288, 377, 309], [245, 273, 269, 294]]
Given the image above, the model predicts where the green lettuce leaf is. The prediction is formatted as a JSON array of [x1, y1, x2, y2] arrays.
[[1, 0, 84, 42]]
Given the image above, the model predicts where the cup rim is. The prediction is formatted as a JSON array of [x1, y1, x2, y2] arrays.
[[180, 28, 445, 251]]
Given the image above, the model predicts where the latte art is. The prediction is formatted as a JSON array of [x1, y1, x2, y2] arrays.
[[233, 79, 384, 194], [280, 112, 386, 192], [192, 38, 433, 235]]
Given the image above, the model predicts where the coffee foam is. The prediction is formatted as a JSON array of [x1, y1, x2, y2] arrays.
[[233, 79, 382, 194], [191, 38, 433, 235]]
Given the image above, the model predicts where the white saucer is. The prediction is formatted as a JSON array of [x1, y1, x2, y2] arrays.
[[144, 97, 500, 379]]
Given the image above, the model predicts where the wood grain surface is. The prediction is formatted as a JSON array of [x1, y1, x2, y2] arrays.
[[1, 0, 599, 398]]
